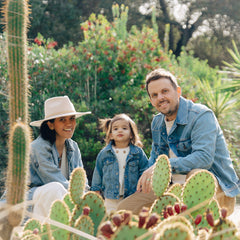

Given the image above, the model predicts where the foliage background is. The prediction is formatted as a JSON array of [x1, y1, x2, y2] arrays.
[[0, 4, 239, 193]]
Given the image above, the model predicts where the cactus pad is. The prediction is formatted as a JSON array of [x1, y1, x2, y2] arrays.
[[150, 193, 179, 218], [73, 215, 94, 240], [63, 193, 75, 213], [167, 183, 182, 200], [49, 200, 70, 240], [82, 191, 106, 236], [69, 167, 86, 205], [157, 222, 195, 240], [112, 224, 154, 240], [209, 218, 238, 240], [23, 218, 41, 233], [182, 170, 216, 210], [152, 155, 171, 197]]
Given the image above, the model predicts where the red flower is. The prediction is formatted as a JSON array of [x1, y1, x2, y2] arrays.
[[97, 66, 103, 73], [130, 57, 137, 63], [105, 26, 111, 31], [72, 64, 77, 70], [34, 38, 42, 46], [47, 41, 58, 49], [109, 76, 114, 81], [104, 51, 109, 55]]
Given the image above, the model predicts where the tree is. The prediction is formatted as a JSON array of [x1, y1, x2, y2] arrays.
[[141, 0, 240, 58]]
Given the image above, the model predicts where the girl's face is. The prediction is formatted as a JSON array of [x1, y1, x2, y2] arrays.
[[47, 115, 76, 142], [110, 119, 132, 148]]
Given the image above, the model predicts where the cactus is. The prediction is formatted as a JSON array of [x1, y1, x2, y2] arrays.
[[1, 0, 31, 239], [156, 222, 195, 240], [167, 183, 182, 199], [81, 191, 106, 236], [152, 154, 171, 197], [150, 193, 180, 219], [69, 167, 86, 205], [49, 200, 71, 240], [73, 215, 94, 240]]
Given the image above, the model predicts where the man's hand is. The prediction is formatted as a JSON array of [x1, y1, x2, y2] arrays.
[[137, 164, 155, 193]]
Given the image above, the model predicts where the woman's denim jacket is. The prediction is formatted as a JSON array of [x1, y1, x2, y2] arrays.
[[149, 97, 240, 197], [28, 136, 85, 200], [91, 142, 149, 199]]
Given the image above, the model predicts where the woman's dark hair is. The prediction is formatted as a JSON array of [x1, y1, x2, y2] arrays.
[[40, 119, 56, 144]]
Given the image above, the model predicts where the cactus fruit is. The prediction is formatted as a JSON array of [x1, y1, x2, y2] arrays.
[[49, 200, 71, 240], [150, 193, 179, 218], [69, 167, 86, 205], [152, 154, 171, 197]]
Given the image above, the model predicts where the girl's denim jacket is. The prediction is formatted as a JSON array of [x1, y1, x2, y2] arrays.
[[91, 142, 149, 199], [149, 97, 240, 197], [28, 136, 85, 200]]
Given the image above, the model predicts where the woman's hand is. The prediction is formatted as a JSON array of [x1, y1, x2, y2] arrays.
[[137, 164, 155, 193]]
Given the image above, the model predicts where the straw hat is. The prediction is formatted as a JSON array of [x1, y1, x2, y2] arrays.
[[30, 96, 91, 127]]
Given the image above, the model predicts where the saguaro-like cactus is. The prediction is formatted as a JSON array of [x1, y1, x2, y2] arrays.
[[1, 0, 31, 239]]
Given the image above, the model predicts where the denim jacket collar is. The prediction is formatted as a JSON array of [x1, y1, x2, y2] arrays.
[[175, 97, 188, 126], [105, 141, 141, 156]]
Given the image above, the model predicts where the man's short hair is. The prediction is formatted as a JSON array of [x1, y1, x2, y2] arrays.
[[146, 68, 179, 95]]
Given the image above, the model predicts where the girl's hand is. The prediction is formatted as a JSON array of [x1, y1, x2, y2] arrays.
[[137, 164, 155, 193]]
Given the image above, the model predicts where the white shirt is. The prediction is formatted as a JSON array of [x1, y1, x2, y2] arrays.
[[165, 118, 186, 184], [113, 146, 130, 195]]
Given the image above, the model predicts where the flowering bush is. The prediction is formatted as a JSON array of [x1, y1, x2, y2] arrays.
[[0, 4, 238, 184]]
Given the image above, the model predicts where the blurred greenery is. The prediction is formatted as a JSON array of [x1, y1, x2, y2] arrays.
[[0, 4, 239, 193]]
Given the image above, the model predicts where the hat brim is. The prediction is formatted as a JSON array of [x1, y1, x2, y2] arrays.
[[30, 111, 91, 127]]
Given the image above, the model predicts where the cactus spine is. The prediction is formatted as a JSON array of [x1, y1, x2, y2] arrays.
[[1, 0, 31, 238]]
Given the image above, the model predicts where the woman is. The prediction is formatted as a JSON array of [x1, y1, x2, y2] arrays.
[[29, 96, 90, 219]]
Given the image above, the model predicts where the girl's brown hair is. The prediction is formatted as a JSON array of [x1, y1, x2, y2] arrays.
[[99, 113, 143, 148]]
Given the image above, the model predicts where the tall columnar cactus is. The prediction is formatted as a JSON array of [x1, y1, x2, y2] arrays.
[[1, 0, 31, 239]]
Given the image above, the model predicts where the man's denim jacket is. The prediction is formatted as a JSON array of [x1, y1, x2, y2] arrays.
[[28, 136, 85, 200], [91, 142, 149, 199], [149, 97, 240, 197]]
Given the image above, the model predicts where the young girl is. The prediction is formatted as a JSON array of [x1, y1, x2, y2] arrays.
[[91, 113, 149, 213], [28, 96, 91, 219]]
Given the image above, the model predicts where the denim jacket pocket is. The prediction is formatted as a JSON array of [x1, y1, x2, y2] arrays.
[[102, 158, 115, 181], [127, 161, 139, 187], [176, 139, 192, 156]]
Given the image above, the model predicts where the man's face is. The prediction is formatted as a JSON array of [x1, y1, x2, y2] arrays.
[[148, 78, 181, 121]]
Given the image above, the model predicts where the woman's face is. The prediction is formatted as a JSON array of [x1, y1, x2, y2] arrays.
[[47, 115, 76, 142]]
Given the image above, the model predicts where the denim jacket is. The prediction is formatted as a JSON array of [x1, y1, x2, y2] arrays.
[[91, 142, 149, 199], [28, 136, 85, 200], [149, 97, 240, 197]]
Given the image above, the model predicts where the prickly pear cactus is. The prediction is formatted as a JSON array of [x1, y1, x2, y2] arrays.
[[69, 167, 86, 205], [167, 183, 182, 199], [209, 218, 239, 240], [81, 191, 106, 236], [182, 170, 216, 210], [156, 222, 195, 240], [49, 200, 71, 240], [152, 154, 171, 197], [73, 215, 94, 240], [150, 193, 180, 219], [112, 225, 153, 240]]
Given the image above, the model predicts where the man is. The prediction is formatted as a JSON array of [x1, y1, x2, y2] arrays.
[[117, 68, 240, 215]]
